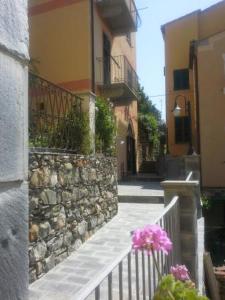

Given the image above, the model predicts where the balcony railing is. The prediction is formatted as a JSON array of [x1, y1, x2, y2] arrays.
[[96, 55, 139, 100], [96, 0, 140, 35], [29, 72, 83, 152]]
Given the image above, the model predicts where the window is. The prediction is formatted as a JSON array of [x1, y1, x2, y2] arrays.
[[173, 69, 189, 90], [175, 116, 190, 144]]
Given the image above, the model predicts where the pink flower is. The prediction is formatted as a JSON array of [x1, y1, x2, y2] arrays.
[[170, 264, 190, 281], [131, 224, 172, 255]]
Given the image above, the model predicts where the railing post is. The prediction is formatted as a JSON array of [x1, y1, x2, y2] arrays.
[[161, 180, 200, 286], [184, 155, 200, 181]]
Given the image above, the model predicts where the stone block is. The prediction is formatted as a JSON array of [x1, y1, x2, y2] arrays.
[[44, 255, 56, 273], [180, 211, 197, 233], [0, 182, 28, 300], [180, 233, 198, 256], [39, 222, 51, 239], [0, 52, 28, 182], [33, 241, 47, 261], [0, 0, 29, 59], [40, 189, 57, 205], [181, 253, 198, 283]]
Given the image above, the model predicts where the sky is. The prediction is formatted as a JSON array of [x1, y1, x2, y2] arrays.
[[135, 0, 222, 120]]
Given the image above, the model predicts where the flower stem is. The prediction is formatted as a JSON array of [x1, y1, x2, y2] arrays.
[[151, 250, 175, 300], [168, 291, 175, 300], [151, 250, 162, 280]]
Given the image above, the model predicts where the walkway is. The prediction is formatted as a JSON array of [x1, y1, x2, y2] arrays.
[[118, 180, 164, 203], [29, 201, 164, 300]]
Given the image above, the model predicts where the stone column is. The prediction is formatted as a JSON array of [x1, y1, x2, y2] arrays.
[[0, 1, 29, 299], [161, 180, 200, 286], [78, 91, 96, 154], [184, 155, 200, 180]]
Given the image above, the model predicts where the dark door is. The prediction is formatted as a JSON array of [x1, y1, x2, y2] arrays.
[[127, 135, 136, 174], [103, 33, 111, 85]]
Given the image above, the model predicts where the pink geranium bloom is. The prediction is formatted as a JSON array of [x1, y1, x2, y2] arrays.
[[170, 264, 190, 281], [131, 224, 172, 255]]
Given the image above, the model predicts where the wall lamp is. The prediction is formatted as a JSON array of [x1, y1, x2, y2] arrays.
[[172, 95, 195, 155]]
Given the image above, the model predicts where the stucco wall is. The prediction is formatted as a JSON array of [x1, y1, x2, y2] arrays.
[[197, 31, 225, 188], [29, 152, 118, 282], [0, 0, 29, 299], [199, 1, 225, 40], [164, 12, 199, 156], [29, 0, 91, 92], [164, 3, 225, 157]]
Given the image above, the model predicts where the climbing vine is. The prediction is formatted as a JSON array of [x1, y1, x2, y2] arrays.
[[95, 97, 116, 155]]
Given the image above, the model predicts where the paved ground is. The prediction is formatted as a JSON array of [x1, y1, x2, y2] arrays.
[[29, 202, 164, 300], [118, 181, 164, 203], [118, 181, 164, 197]]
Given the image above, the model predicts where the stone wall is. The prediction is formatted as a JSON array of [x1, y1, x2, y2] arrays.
[[165, 155, 200, 180], [29, 151, 118, 282], [0, 1, 29, 299]]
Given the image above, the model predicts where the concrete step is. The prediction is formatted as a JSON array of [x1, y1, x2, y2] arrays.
[[123, 173, 164, 182], [118, 194, 164, 204]]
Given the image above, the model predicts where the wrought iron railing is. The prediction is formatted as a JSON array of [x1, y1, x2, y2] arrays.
[[29, 72, 83, 151], [96, 55, 139, 98], [76, 196, 180, 299]]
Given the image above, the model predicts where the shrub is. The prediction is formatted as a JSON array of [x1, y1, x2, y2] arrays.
[[95, 97, 116, 155]]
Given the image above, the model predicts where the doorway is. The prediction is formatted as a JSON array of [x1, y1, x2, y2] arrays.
[[127, 123, 136, 174], [103, 33, 111, 85]]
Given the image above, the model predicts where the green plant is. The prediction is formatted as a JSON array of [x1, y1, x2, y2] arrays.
[[53, 108, 91, 154], [138, 85, 166, 159], [201, 194, 212, 210], [132, 224, 208, 300], [95, 97, 116, 155], [153, 275, 208, 300], [29, 105, 91, 154]]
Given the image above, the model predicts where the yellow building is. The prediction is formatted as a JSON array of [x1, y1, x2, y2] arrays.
[[161, 0, 225, 188], [29, 0, 140, 179]]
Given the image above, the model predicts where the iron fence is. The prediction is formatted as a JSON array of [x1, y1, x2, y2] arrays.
[[76, 196, 180, 300], [96, 55, 139, 98], [29, 73, 83, 151]]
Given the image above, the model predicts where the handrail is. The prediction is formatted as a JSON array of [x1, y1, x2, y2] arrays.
[[96, 55, 139, 96], [29, 72, 83, 101], [75, 245, 132, 300], [155, 196, 179, 223], [78, 196, 180, 299], [186, 171, 193, 181], [29, 72, 83, 151]]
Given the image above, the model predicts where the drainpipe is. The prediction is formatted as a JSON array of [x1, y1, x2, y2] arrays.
[[193, 43, 202, 188], [90, 0, 95, 94]]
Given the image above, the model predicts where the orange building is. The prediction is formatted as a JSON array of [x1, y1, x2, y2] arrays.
[[29, 0, 140, 179], [162, 0, 225, 188]]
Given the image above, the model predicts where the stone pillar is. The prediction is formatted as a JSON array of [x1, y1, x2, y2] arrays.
[[161, 180, 200, 286], [78, 91, 96, 154], [184, 155, 200, 180], [0, 1, 29, 299]]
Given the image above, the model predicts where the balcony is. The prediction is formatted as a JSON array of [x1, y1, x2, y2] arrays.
[[96, 55, 139, 100], [96, 0, 140, 35]]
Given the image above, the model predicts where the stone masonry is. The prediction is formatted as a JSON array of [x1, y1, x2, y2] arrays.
[[0, 0, 29, 299], [29, 152, 118, 282]]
